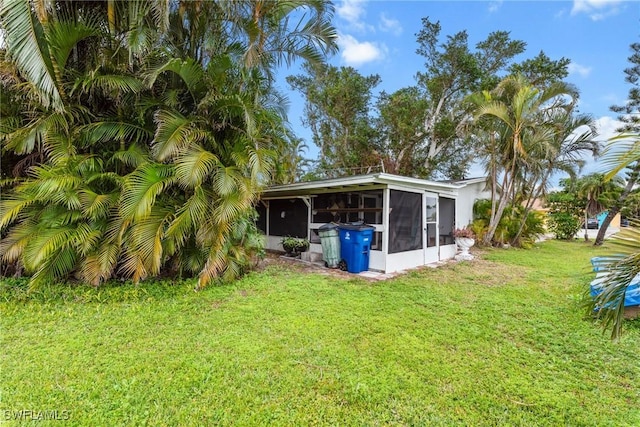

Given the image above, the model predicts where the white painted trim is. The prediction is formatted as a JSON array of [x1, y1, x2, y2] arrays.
[[424, 192, 439, 264], [369, 250, 385, 272], [386, 250, 425, 273], [440, 244, 457, 261], [382, 188, 390, 255], [263, 173, 465, 197]]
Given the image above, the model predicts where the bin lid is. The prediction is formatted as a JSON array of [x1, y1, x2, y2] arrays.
[[319, 222, 339, 231], [338, 223, 375, 231]]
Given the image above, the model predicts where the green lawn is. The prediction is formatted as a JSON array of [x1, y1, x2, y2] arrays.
[[2, 240, 639, 426]]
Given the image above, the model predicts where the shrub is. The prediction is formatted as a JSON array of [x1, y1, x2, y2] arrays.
[[472, 199, 545, 247], [547, 212, 580, 240]]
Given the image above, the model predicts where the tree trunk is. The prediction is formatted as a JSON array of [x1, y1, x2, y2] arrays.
[[484, 142, 518, 245], [595, 208, 619, 245], [512, 176, 545, 246], [483, 196, 509, 245], [594, 164, 640, 245], [584, 209, 589, 241], [483, 174, 512, 245]]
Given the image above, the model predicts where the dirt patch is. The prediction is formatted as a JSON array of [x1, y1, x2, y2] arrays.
[[255, 252, 399, 282], [257, 252, 353, 279]]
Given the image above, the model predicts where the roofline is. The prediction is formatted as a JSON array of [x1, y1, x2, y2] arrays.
[[261, 173, 478, 197], [446, 177, 488, 186]]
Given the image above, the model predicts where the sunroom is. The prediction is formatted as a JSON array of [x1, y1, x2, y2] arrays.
[[257, 173, 489, 273]]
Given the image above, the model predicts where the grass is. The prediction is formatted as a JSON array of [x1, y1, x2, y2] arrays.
[[1, 240, 639, 426]]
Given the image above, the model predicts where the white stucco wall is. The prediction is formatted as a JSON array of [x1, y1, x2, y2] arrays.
[[456, 181, 490, 229]]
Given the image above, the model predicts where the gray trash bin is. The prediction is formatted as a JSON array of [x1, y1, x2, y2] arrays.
[[318, 223, 340, 268]]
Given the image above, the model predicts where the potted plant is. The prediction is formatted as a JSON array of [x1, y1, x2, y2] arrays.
[[453, 227, 475, 260], [281, 236, 310, 257]]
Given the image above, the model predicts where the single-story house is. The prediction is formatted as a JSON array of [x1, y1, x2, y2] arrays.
[[256, 173, 490, 273]]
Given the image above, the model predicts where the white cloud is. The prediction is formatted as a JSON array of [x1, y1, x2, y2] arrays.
[[573, 116, 624, 176], [568, 62, 592, 78], [338, 33, 386, 66], [571, 0, 622, 20], [379, 13, 402, 36], [337, 0, 370, 32], [595, 116, 624, 141]]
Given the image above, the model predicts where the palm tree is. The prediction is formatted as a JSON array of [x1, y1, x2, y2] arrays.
[[510, 111, 599, 245], [594, 132, 640, 245], [586, 132, 640, 338], [224, 0, 338, 73], [576, 174, 602, 241], [1, 0, 337, 288], [0, 0, 159, 287], [584, 41, 640, 336], [575, 173, 622, 241], [472, 74, 578, 245]]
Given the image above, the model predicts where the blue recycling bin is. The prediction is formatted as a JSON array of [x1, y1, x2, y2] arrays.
[[338, 223, 375, 273]]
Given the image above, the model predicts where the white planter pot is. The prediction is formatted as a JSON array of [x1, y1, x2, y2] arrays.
[[455, 237, 475, 261]]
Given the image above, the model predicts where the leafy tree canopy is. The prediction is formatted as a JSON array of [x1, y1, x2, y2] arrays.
[[0, 0, 337, 288]]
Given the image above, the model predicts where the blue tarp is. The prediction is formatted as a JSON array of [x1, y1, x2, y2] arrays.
[[590, 257, 640, 307]]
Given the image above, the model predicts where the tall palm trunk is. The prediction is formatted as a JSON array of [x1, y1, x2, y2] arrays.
[[484, 133, 520, 245], [584, 208, 590, 241], [483, 165, 513, 245], [512, 173, 546, 246]]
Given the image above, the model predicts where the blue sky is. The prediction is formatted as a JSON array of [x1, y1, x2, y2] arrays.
[[277, 0, 640, 178]]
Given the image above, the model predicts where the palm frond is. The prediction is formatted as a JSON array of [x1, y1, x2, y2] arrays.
[[145, 58, 206, 101], [0, 196, 36, 230], [28, 166, 83, 205], [196, 233, 227, 289], [28, 245, 77, 289], [3, 109, 71, 155], [80, 121, 151, 148], [0, 217, 37, 262], [211, 165, 242, 196], [165, 185, 210, 246], [45, 14, 101, 72], [587, 222, 640, 339], [174, 146, 220, 188], [0, 0, 62, 109], [152, 109, 205, 161], [601, 132, 640, 180], [78, 189, 119, 221], [474, 102, 513, 131], [73, 72, 145, 98], [120, 163, 175, 220], [109, 143, 151, 168], [119, 247, 148, 284], [128, 206, 172, 276], [22, 225, 76, 272], [81, 240, 121, 286]]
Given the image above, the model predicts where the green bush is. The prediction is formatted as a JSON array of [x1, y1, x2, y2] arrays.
[[472, 199, 545, 247], [547, 212, 580, 240]]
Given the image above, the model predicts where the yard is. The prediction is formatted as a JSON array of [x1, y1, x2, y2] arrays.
[[1, 240, 639, 426]]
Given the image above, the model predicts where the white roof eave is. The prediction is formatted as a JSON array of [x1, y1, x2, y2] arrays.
[[261, 173, 470, 198]]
